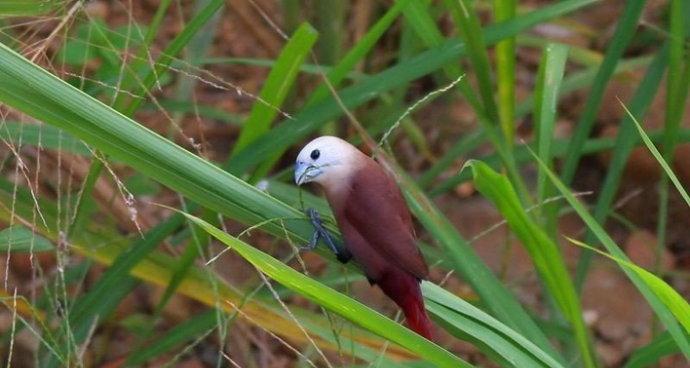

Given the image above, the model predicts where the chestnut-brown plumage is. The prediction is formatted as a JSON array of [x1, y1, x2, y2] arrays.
[[295, 136, 434, 339]]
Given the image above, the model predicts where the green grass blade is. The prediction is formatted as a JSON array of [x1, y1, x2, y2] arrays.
[[119, 0, 225, 115], [126, 309, 217, 365], [0, 179, 416, 364], [560, 0, 647, 184], [401, 0, 484, 117], [424, 283, 566, 368], [623, 102, 690, 208], [228, 22, 318, 161], [443, 0, 499, 124], [41, 215, 185, 367], [172, 0, 224, 115], [568, 238, 690, 335], [662, 0, 690, 162], [575, 45, 668, 290], [400, 0, 444, 47], [0, 0, 61, 16], [431, 126, 690, 196], [250, 3, 405, 177], [315, 0, 344, 66], [67, 216, 185, 325], [395, 171, 564, 363], [533, 42, 569, 244], [230, 0, 598, 174], [516, 55, 653, 119], [110, 0, 172, 109], [528, 144, 690, 359], [0, 43, 314, 242], [425, 54, 651, 192], [656, 0, 690, 279], [0, 225, 54, 252], [0, 121, 90, 155], [305, 0, 405, 106], [534, 43, 568, 205], [182, 212, 471, 368], [624, 332, 677, 368], [418, 129, 485, 188], [142, 100, 243, 125], [493, 0, 517, 145], [464, 160, 597, 368]]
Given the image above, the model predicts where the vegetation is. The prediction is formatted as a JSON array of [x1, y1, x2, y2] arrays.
[[0, 0, 689, 367]]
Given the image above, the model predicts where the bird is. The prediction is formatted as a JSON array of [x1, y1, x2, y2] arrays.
[[294, 136, 434, 340]]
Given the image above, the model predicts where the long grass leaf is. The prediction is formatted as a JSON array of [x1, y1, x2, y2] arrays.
[[560, 0, 647, 184], [119, 0, 225, 115], [0, 45, 431, 363], [0, 225, 54, 252], [465, 160, 597, 368], [126, 309, 217, 365], [493, 0, 517, 144], [624, 332, 677, 368], [528, 145, 690, 359], [655, 0, 690, 282], [444, 0, 499, 124], [110, 0, 173, 108], [229, 22, 318, 160], [0, 43, 314, 242], [396, 170, 564, 362], [0, 0, 61, 16], [575, 45, 668, 290], [426, 54, 652, 192], [0, 121, 90, 155], [623, 102, 690, 208], [251, 3, 406, 177], [182, 211, 471, 368], [42, 215, 185, 367], [568, 238, 690, 335], [424, 283, 565, 368], [534, 43, 568, 205], [0, 179, 416, 363], [230, 0, 598, 175], [305, 0, 404, 106]]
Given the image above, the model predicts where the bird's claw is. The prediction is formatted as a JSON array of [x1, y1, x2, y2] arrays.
[[301, 208, 352, 263]]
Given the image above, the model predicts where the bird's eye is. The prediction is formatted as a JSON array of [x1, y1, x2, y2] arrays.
[[310, 149, 320, 160]]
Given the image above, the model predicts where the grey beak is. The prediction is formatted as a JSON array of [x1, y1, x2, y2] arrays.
[[295, 161, 321, 185], [295, 161, 308, 185]]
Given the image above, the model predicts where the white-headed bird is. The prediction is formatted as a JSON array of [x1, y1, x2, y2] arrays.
[[294, 136, 434, 339]]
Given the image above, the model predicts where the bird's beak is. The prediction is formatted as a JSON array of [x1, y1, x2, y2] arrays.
[[295, 162, 321, 185]]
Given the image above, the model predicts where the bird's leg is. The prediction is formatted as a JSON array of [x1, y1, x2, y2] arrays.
[[300, 226, 321, 251], [299, 208, 326, 252], [301, 208, 352, 263], [318, 220, 353, 263]]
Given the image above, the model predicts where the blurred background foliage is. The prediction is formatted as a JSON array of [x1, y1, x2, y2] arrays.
[[0, 0, 689, 367]]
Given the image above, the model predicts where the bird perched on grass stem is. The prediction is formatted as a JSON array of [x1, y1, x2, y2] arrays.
[[294, 136, 434, 340]]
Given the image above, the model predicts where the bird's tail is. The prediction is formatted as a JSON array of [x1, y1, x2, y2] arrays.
[[377, 271, 434, 340]]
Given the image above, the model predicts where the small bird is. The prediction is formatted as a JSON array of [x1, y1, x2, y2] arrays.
[[294, 136, 434, 339]]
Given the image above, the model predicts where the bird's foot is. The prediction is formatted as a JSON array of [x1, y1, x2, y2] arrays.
[[300, 208, 352, 263]]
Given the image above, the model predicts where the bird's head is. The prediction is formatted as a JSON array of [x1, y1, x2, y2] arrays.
[[294, 136, 363, 187]]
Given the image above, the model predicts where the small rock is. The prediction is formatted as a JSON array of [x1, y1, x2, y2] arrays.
[[583, 309, 599, 326], [454, 182, 475, 198]]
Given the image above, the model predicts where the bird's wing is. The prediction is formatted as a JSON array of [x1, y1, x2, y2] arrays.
[[342, 163, 429, 279]]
